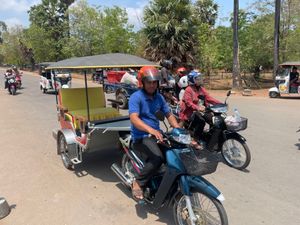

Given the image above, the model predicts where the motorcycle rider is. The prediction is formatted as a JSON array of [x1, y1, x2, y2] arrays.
[[160, 59, 173, 86], [179, 71, 221, 149], [129, 66, 180, 200], [4, 69, 15, 89]]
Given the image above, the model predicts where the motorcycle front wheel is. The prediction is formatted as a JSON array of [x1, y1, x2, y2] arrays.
[[221, 137, 251, 170], [173, 192, 228, 225], [10, 86, 16, 95]]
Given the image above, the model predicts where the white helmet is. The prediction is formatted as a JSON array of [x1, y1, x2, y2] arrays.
[[178, 75, 188, 88]]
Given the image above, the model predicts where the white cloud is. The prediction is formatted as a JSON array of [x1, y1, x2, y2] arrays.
[[4, 17, 23, 27], [0, 0, 40, 13], [126, 1, 147, 31]]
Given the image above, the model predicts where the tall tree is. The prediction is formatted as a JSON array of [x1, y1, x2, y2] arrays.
[[273, 0, 281, 78], [232, 0, 243, 90], [143, 0, 197, 63], [0, 21, 7, 44], [28, 0, 71, 61], [194, 0, 219, 76]]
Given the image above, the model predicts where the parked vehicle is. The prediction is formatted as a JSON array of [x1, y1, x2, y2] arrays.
[[40, 70, 71, 93], [269, 61, 300, 98], [173, 91, 251, 170], [103, 82, 138, 109], [112, 111, 228, 225]]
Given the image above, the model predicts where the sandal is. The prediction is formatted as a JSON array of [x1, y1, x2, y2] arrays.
[[132, 181, 144, 200], [190, 140, 202, 150]]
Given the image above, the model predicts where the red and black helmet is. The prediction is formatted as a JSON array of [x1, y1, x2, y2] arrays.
[[138, 66, 161, 87]]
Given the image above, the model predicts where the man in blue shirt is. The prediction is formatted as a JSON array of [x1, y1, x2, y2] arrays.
[[129, 66, 180, 200]]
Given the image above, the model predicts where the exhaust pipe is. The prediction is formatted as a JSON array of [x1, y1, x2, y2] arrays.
[[111, 163, 132, 187]]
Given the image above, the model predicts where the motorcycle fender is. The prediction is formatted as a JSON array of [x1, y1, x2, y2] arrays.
[[56, 129, 77, 155], [224, 131, 246, 142], [269, 87, 279, 93], [186, 176, 222, 200]]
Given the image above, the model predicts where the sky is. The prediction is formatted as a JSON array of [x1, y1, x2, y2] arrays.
[[0, 0, 256, 30]]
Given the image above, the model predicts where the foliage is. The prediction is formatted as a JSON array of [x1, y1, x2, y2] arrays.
[[63, 0, 136, 57], [28, 0, 70, 61], [0, 21, 7, 44], [1, 26, 27, 66], [194, 0, 219, 75], [143, 0, 197, 63]]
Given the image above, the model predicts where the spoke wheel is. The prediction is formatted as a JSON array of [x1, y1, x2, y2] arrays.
[[221, 137, 251, 170], [174, 192, 228, 225]]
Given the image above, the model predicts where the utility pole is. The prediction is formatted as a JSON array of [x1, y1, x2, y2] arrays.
[[232, 0, 242, 90], [273, 0, 281, 79]]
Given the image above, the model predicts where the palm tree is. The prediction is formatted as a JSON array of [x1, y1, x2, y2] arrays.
[[143, 0, 197, 63], [232, 0, 243, 90]]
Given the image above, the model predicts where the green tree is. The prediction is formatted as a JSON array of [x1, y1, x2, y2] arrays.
[[194, 0, 219, 75], [1, 26, 27, 66], [64, 0, 136, 57], [143, 0, 197, 63], [102, 6, 136, 53], [0, 21, 7, 44], [28, 0, 71, 61]]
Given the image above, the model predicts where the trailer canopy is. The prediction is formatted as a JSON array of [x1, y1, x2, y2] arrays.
[[46, 53, 158, 70]]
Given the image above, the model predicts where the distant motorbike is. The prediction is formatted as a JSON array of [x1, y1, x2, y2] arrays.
[[173, 91, 251, 170], [5, 74, 17, 95], [112, 111, 228, 225], [15, 72, 22, 89]]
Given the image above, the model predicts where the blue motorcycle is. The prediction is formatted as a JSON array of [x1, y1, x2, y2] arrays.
[[112, 112, 228, 225]]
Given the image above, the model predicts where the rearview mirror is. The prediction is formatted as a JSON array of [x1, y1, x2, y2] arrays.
[[155, 111, 165, 121]]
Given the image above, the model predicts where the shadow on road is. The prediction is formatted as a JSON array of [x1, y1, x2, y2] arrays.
[[115, 183, 174, 224], [73, 148, 122, 182], [295, 139, 300, 150]]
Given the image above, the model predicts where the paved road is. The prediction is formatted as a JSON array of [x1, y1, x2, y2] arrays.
[[0, 69, 299, 225]]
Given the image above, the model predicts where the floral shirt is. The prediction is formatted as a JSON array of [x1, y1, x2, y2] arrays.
[[179, 85, 221, 121]]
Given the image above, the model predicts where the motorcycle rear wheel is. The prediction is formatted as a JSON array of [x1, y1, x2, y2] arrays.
[[221, 137, 251, 170], [173, 192, 228, 225]]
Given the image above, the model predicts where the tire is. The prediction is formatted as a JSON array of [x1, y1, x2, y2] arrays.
[[221, 137, 251, 170], [58, 134, 73, 170], [10, 86, 16, 95], [116, 93, 128, 109], [121, 154, 138, 184], [269, 91, 279, 98], [173, 192, 228, 225]]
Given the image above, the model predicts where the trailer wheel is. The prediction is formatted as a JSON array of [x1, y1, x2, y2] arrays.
[[58, 134, 73, 170], [116, 93, 128, 109]]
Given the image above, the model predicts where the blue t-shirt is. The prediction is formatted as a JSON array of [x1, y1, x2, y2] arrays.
[[129, 89, 170, 141]]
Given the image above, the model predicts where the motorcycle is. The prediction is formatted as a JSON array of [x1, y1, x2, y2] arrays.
[[15, 72, 22, 89], [5, 74, 17, 95], [179, 91, 251, 170], [111, 111, 228, 225]]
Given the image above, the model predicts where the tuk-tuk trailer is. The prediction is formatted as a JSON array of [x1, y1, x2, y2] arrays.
[[47, 53, 158, 169], [269, 61, 300, 98], [39, 62, 72, 93]]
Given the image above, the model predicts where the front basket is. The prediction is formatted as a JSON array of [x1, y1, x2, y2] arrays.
[[178, 148, 219, 176], [226, 117, 248, 132]]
